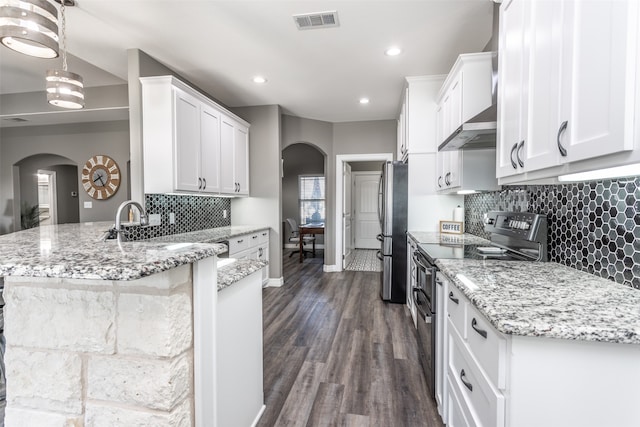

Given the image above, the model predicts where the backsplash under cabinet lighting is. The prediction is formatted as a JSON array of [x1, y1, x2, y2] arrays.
[[465, 176, 640, 289]]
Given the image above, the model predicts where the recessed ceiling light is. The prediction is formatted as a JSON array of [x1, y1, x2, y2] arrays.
[[359, 98, 370, 104], [253, 76, 267, 84], [385, 47, 402, 56]]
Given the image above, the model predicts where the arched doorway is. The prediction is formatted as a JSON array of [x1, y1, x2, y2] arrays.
[[281, 143, 327, 265], [14, 154, 80, 230]]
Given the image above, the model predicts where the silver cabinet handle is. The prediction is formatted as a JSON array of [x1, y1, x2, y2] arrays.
[[438, 176, 443, 188], [460, 369, 473, 392], [258, 247, 263, 257], [471, 318, 488, 339], [202, 178, 206, 190], [557, 121, 568, 156], [445, 172, 451, 186], [510, 142, 518, 169], [237, 239, 243, 243], [252, 235, 258, 240], [516, 140, 525, 168], [448, 291, 459, 305], [198, 177, 203, 190]]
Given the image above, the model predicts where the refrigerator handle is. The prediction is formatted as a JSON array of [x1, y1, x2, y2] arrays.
[[377, 174, 384, 225]]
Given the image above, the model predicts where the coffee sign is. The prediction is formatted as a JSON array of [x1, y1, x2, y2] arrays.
[[440, 220, 464, 235]]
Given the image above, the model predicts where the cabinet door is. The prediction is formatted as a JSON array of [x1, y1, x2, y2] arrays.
[[174, 89, 202, 192], [220, 116, 236, 194], [200, 104, 221, 193], [447, 150, 462, 189], [523, 0, 564, 172], [497, 0, 528, 178], [234, 124, 250, 195], [448, 77, 463, 137], [559, 0, 636, 162]]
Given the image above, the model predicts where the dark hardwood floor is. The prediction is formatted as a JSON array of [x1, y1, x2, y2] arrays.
[[258, 250, 444, 427]]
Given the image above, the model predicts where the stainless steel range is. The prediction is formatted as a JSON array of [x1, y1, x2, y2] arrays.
[[411, 211, 548, 400]]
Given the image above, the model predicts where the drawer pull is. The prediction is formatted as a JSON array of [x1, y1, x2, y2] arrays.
[[435, 278, 443, 286], [471, 318, 488, 339], [253, 235, 258, 239], [557, 120, 568, 157], [448, 291, 459, 305], [460, 369, 473, 392], [237, 239, 244, 243]]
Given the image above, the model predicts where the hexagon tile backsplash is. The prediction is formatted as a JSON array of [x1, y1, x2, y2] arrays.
[[465, 176, 640, 289]]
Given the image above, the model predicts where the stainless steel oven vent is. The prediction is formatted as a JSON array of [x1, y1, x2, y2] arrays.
[[293, 11, 339, 30]]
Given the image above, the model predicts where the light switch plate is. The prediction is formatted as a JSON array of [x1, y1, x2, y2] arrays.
[[84, 201, 92, 209], [149, 214, 161, 226]]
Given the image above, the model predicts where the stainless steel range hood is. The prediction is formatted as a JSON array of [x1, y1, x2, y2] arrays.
[[439, 3, 499, 152], [438, 104, 496, 151]]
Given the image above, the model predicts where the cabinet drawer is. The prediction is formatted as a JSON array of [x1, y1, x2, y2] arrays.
[[248, 233, 261, 248], [466, 303, 507, 389], [229, 235, 249, 254], [446, 376, 472, 427], [449, 330, 505, 427], [447, 286, 466, 338], [257, 230, 269, 245]]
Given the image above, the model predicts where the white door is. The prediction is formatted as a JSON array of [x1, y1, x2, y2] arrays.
[[342, 162, 353, 268], [354, 172, 382, 249]]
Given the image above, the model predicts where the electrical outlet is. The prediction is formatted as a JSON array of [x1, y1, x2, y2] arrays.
[[223, 209, 227, 219], [169, 212, 175, 224], [149, 214, 161, 226]]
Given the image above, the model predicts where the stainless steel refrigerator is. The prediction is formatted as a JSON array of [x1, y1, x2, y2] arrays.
[[377, 161, 408, 303]]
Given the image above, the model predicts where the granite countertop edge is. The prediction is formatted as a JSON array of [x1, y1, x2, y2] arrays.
[[435, 259, 640, 345], [0, 223, 269, 281], [217, 259, 268, 291]]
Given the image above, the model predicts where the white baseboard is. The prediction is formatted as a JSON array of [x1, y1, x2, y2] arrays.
[[250, 404, 266, 427], [265, 277, 284, 287], [323, 264, 341, 272]]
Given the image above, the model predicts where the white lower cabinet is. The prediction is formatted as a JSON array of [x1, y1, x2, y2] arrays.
[[441, 272, 640, 427], [228, 229, 269, 286], [435, 273, 449, 421]]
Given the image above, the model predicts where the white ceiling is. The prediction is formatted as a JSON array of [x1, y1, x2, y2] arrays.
[[1, 0, 494, 123]]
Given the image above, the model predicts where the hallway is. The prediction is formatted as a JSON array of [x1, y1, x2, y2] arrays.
[[258, 254, 443, 426]]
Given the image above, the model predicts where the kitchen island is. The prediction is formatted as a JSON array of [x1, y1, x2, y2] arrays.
[[0, 222, 267, 427]]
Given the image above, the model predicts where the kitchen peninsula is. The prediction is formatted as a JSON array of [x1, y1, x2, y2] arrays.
[[0, 222, 268, 426]]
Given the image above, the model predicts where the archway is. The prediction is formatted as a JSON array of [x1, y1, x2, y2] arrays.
[[281, 142, 327, 265], [14, 154, 79, 230]]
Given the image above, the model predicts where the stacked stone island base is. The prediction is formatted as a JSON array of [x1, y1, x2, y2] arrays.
[[4, 265, 194, 426]]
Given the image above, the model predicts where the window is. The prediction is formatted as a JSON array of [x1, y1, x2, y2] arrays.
[[299, 175, 325, 225]]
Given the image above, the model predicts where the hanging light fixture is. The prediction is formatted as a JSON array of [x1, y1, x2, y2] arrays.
[[46, 0, 84, 109], [0, 0, 59, 58]]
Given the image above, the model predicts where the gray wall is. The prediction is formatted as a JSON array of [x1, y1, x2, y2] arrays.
[[349, 161, 384, 172], [231, 105, 284, 281], [282, 143, 325, 246], [0, 121, 130, 234]]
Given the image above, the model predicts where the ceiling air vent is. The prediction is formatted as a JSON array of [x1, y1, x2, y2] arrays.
[[293, 11, 339, 30]]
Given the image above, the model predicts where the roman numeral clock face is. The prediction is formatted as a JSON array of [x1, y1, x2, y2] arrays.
[[81, 155, 121, 200]]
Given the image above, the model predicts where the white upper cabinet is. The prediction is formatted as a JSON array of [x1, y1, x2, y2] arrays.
[[141, 76, 249, 196], [498, 0, 639, 183], [220, 115, 249, 195], [397, 76, 444, 159]]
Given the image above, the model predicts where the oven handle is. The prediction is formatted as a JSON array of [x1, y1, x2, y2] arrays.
[[412, 287, 433, 323], [412, 251, 433, 272]]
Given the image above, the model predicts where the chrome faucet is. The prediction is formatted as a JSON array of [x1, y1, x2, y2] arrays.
[[113, 200, 149, 241]]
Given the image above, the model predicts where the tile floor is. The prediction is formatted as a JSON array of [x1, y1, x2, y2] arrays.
[[345, 249, 383, 272]]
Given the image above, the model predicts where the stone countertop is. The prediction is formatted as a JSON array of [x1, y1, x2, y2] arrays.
[[217, 258, 267, 291], [0, 222, 268, 282], [149, 225, 269, 245], [407, 231, 490, 245], [436, 259, 640, 345]]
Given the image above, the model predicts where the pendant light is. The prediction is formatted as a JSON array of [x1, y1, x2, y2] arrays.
[[46, 0, 84, 109], [0, 0, 59, 58]]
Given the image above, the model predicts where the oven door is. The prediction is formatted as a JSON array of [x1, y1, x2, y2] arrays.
[[412, 251, 436, 399]]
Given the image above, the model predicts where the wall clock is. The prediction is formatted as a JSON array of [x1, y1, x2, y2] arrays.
[[81, 155, 121, 200]]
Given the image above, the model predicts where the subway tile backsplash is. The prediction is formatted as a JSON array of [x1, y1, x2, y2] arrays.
[[123, 193, 231, 240], [465, 176, 640, 289]]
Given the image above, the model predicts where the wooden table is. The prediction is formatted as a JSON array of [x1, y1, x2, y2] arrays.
[[298, 223, 324, 263]]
